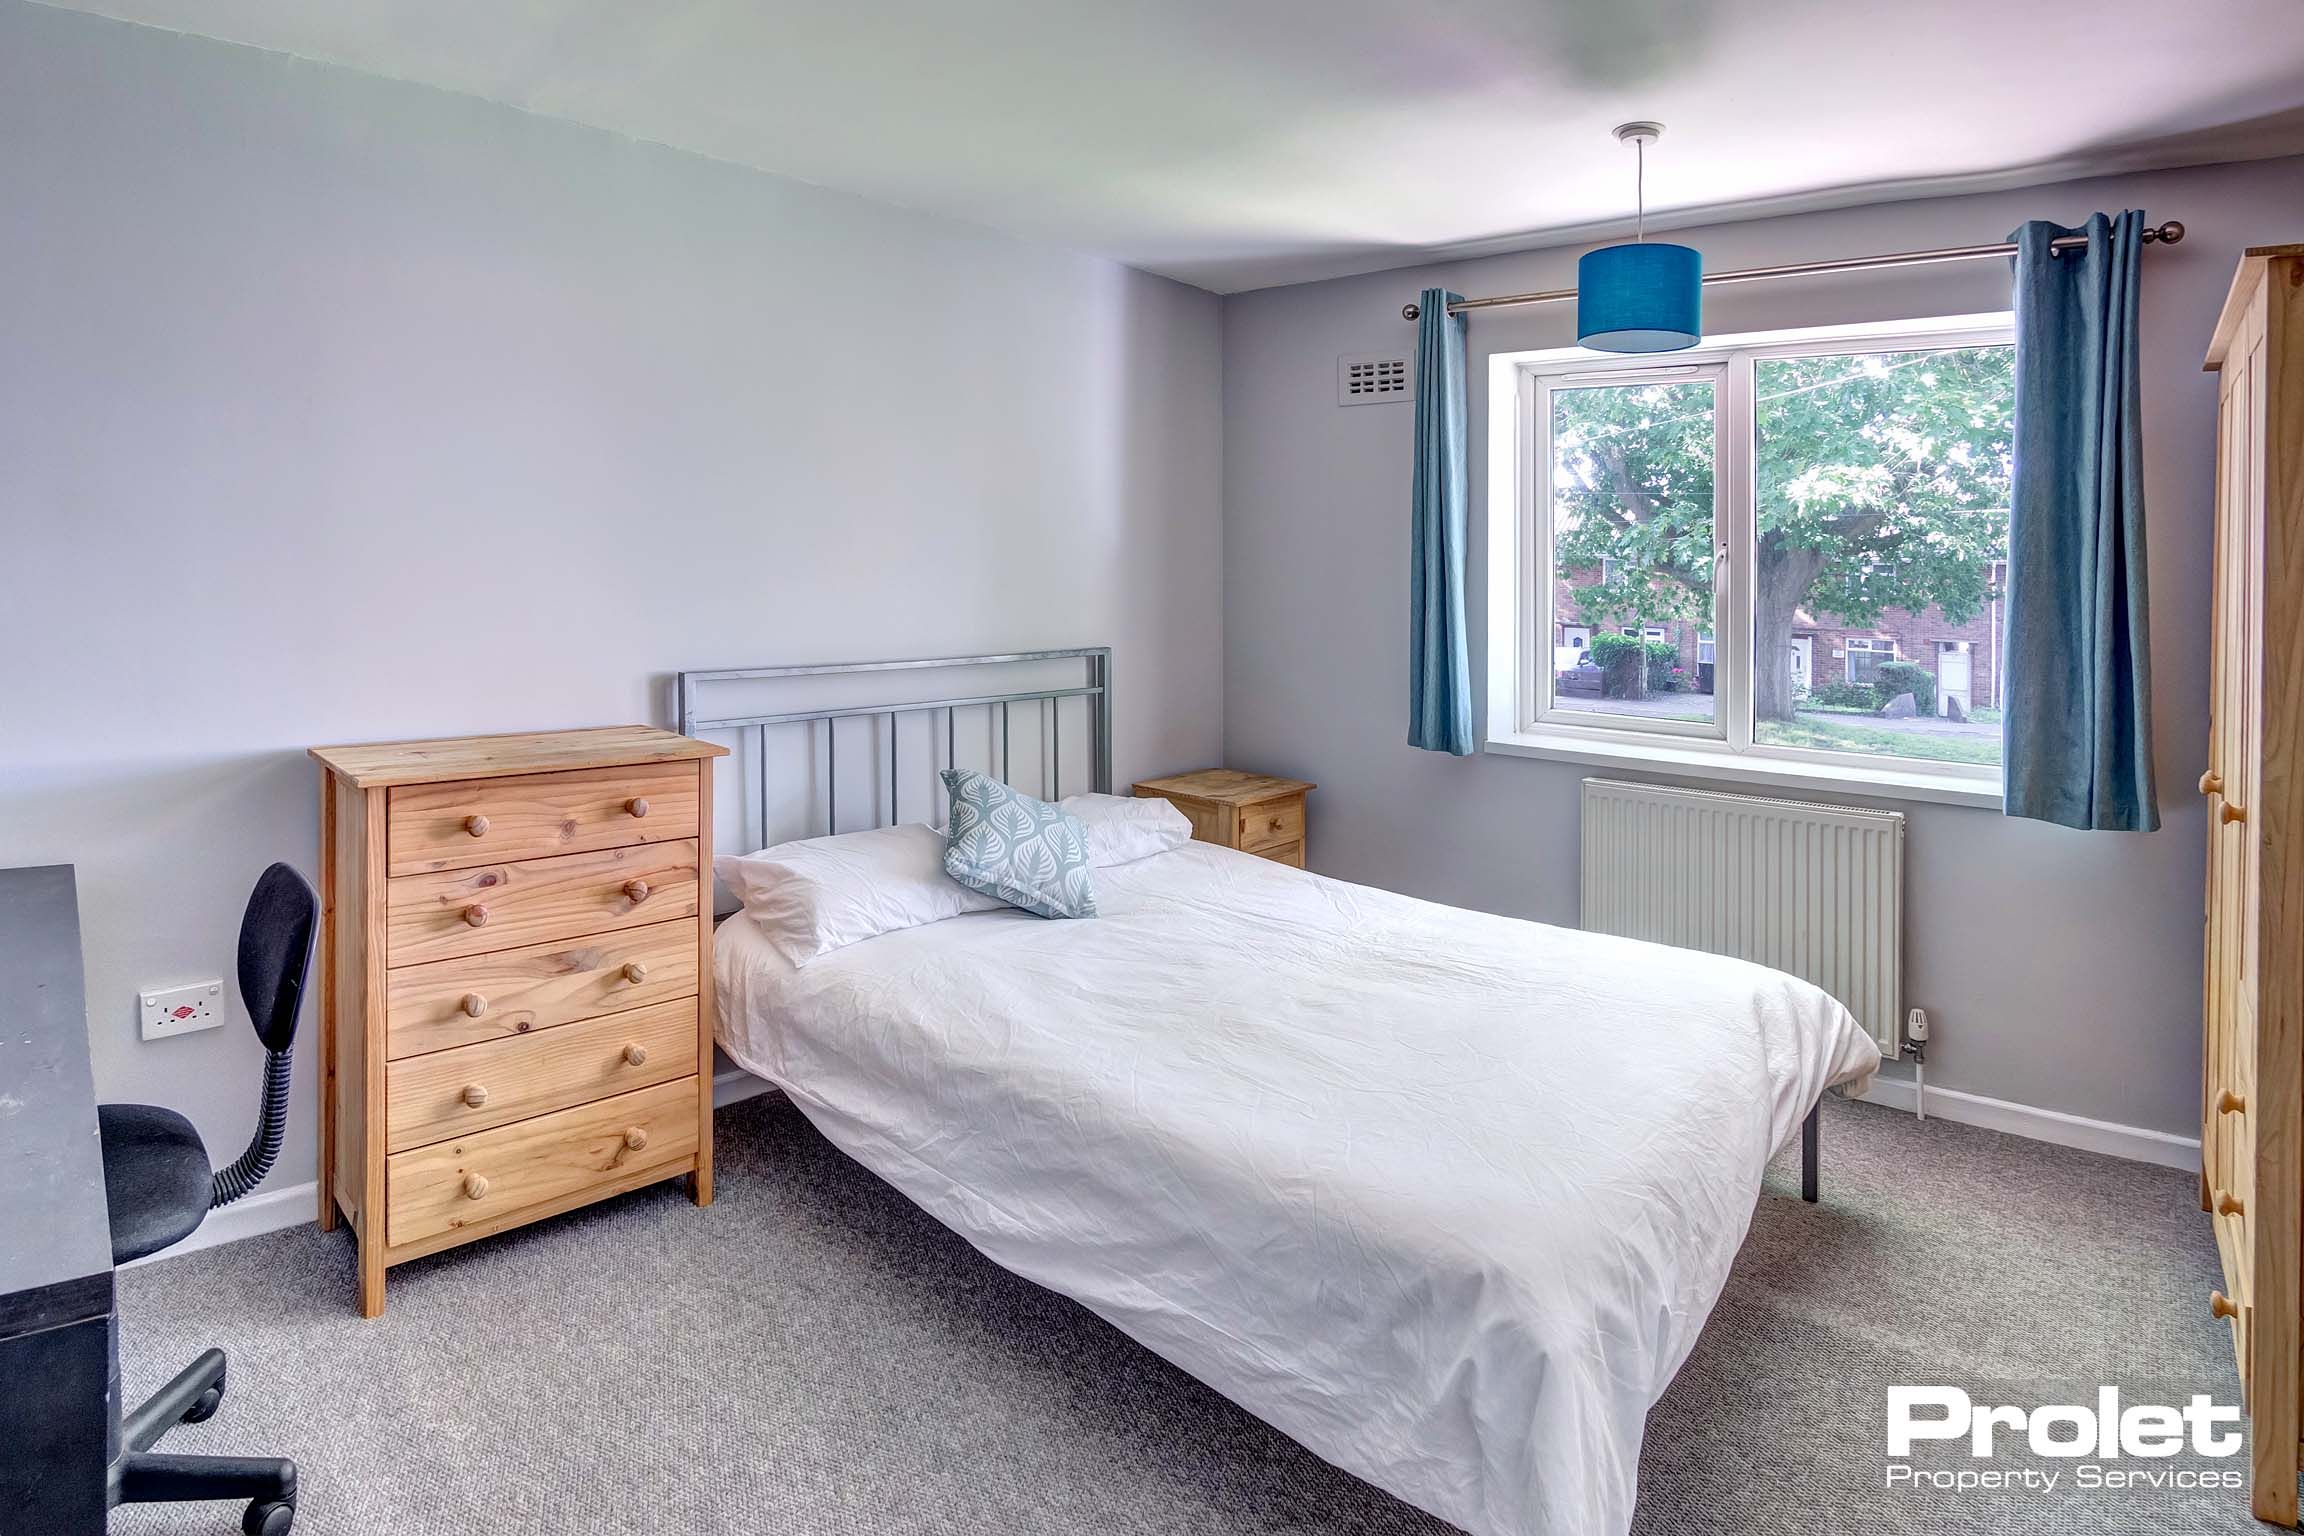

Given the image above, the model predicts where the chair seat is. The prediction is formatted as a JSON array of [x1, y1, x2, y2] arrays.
[[98, 1103, 211, 1264]]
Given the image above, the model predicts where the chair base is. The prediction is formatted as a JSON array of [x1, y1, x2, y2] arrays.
[[110, 1348, 297, 1534]]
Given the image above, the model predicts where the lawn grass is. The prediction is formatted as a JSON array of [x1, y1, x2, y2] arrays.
[[1757, 714, 2002, 766]]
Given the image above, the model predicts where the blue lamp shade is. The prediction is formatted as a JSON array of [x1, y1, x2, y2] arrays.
[[1576, 241, 1703, 352]]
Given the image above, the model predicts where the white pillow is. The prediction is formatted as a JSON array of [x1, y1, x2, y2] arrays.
[[1057, 792, 1195, 868], [714, 823, 1001, 967]]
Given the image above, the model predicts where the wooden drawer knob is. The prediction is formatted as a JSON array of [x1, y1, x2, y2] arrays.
[[464, 814, 490, 838], [2212, 1290, 2241, 1321], [2220, 1090, 2247, 1115], [461, 992, 488, 1018], [622, 1043, 649, 1067], [463, 903, 490, 928], [462, 1173, 490, 1201], [2200, 770, 2223, 797], [622, 961, 649, 985], [2217, 1191, 2247, 1217], [622, 879, 651, 905], [623, 1127, 649, 1151], [461, 1083, 490, 1109], [626, 797, 650, 819], [2221, 801, 2247, 824]]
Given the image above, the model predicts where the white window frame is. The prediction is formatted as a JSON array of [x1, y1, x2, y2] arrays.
[[1484, 311, 2014, 809]]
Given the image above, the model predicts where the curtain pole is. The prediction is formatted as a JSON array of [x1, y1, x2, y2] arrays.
[[1400, 220, 2184, 322]]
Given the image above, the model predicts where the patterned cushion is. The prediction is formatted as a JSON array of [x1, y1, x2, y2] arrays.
[[939, 769, 1098, 920]]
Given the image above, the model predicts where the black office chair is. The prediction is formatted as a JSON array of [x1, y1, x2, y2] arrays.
[[101, 862, 315, 1536]]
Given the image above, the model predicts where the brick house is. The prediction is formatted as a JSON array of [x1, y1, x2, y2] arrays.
[[1553, 560, 2003, 714]]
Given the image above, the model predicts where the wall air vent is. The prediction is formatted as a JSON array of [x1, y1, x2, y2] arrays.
[[1337, 353, 1412, 406]]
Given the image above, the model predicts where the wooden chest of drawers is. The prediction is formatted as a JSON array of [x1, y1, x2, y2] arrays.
[[1131, 769, 1314, 868], [311, 727, 727, 1317]]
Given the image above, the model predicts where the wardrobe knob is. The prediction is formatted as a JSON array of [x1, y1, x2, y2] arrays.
[[2222, 801, 2248, 825], [626, 797, 650, 819], [464, 814, 490, 838], [622, 879, 651, 905], [622, 1044, 649, 1067], [2212, 1290, 2241, 1321], [2200, 770, 2223, 797], [2220, 1090, 2247, 1115], [622, 962, 649, 985], [463, 904, 490, 928], [462, 1173, 490, 1201], [2218, 1191, 2246, 1218], [461, 1084, 490, 1109], [461, 993, 488, 1018], [623, 1127, 649, 1151]]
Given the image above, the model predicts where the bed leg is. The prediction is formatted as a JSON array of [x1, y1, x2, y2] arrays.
[[1800, 1103, 1820, 1204]]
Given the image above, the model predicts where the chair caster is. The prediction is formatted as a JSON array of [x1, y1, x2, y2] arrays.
[[243, 1498, 295, 1536], [183, 1379, 225, 1425]]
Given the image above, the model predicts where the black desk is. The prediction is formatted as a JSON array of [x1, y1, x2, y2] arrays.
[[0, 865, 114, 1534]]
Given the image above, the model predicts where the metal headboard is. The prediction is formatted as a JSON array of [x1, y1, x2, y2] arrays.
[[675, 648, 1112, 860]]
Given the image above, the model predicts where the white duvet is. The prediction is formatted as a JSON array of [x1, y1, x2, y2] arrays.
[[715, 842, 1880, 1536]]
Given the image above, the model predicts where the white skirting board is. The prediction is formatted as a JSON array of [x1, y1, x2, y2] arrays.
[[120, 1177, 321, 1269], [128, 1071, 2190, 1263], [1860, 1075, 2201, 1172]]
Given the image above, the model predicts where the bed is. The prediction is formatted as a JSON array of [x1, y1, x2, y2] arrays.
[[685, 652, 1882, 1536]]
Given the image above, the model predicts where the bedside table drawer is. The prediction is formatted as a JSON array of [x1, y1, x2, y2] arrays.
[[1256, 840, 1306, 869], [385, 998, 700, 1152], [1237, 798, 1304, 853], [384, 920, 698, 1059], [387, 1077, 699, 1248], [388, 763, 697, 876], [385, 841, 700, 967]]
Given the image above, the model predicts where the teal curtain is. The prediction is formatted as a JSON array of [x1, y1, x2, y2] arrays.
[[1410, 287, 1473, 754], [2003, 212, 2159, 831]]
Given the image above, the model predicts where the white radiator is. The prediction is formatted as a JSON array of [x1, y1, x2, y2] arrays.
[[1579, 778, 1904, 1055]]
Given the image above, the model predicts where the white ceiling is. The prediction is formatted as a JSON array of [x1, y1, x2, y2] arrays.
[[41, 0, 2304, 292]]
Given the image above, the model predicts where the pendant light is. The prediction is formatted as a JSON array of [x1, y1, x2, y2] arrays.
[[1576, 122, 1702, 353]]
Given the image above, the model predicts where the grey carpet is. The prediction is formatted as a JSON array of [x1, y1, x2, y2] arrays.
[[112, 1093, 2261, 1535]]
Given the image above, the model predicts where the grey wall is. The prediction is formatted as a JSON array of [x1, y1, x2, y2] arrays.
[[0, 2, 1224, 1193], [1222, 154, 2304, 1139]]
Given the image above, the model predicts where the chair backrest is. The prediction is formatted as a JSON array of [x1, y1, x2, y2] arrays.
[[212, 863, 316, 1208], [238, 862, 316, 1053]]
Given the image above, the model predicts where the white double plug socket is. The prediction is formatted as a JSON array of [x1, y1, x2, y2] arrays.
[[141, 980, 226, 1041]]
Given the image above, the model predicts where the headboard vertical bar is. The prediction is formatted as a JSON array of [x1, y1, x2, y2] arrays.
[[1094, 650, 1113, 794], [1053, 697, 1062, 799], [827, 720, 838, 835], [888, 712, 899, 825], [1001, 702, 1011, 785], [756, 730, 770, 852]]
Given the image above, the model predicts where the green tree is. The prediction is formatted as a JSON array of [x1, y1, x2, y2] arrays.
[[1551, 347, 2013, 720]]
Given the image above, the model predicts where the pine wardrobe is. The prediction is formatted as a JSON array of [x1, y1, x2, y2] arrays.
[[2202, 243, 2304, 1526]]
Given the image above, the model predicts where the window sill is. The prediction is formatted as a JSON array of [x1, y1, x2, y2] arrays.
[[1483, 728, 2004, 810]]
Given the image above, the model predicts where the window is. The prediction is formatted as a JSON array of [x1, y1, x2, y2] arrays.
[[1487, 313, 2014, 807]]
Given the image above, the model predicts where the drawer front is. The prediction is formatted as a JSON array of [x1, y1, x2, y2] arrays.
[[1255, 839, 1306, 869], [385, 919, 698, 1059], [386, 841, 699, 967], [388, 763, 698, 876], [386, 998, 700, 1152], [387, 1077, 698, 1247], [1236, 796, 1304, 853]]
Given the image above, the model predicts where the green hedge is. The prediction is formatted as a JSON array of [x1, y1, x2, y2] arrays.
[[1875, 660, 1935, 716], [1589, 633, 1682, 696]]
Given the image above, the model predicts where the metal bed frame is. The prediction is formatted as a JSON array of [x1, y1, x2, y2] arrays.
[[675, 647, 1113, 856], [672, 643, 1824, 1203]]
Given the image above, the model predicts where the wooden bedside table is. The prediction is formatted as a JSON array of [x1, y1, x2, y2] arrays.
[[1132, 769, 1314, 868]]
